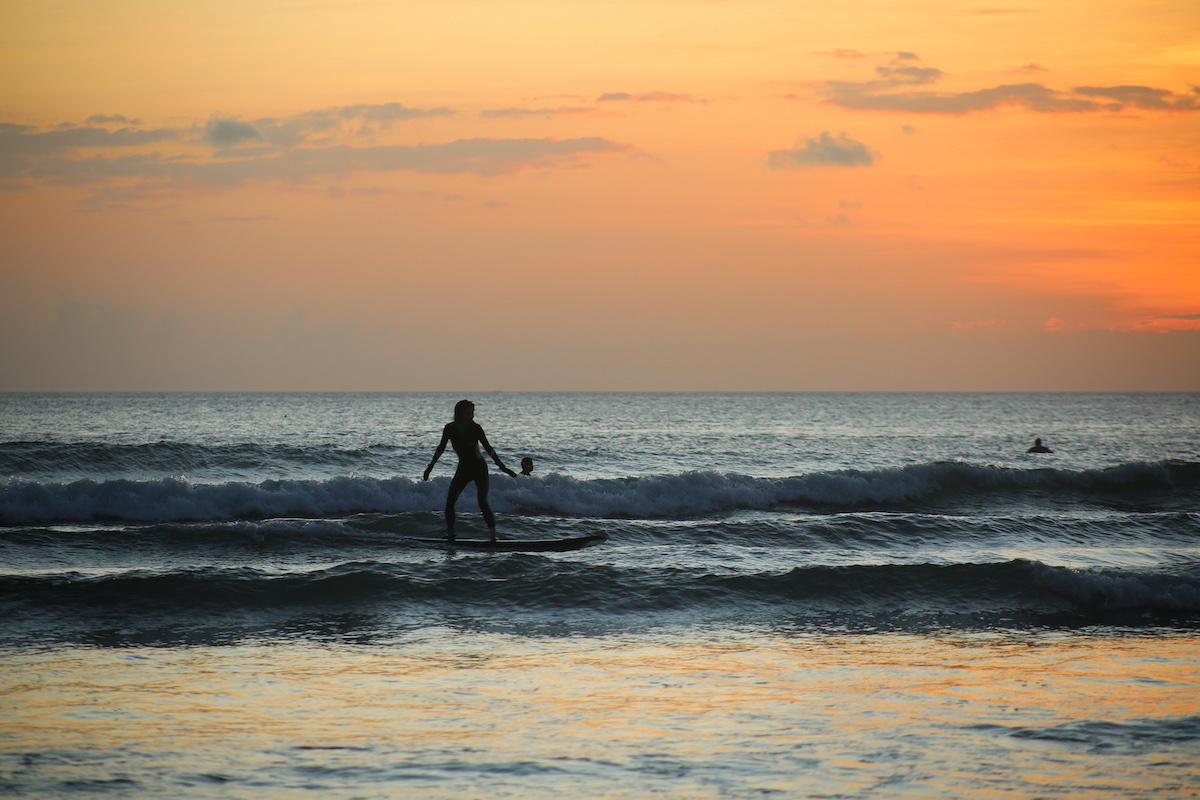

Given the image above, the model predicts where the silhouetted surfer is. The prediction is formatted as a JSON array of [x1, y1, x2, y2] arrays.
[[520, 457, 534, 476], [423, 399, 517, 541], [1027, 437, 1053, 453]]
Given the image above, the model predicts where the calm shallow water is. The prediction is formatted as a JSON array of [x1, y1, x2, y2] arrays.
[[4, 631, 1198, 799], [1, 393, 1198, 797]]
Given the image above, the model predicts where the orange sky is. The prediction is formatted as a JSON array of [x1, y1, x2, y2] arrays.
[[2, 0, 1198, 390]]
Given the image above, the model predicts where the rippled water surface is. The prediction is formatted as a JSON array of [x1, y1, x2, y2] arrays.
[[2, 392, 1198, 797], [4, 632, 1198, 799]]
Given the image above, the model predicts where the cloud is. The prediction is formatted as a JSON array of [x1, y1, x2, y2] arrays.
[[873, 64, 944, 86], [480, 106, 595, 118], [814, 55, 1200, 115], [21, 137, 629, 188], [0, 123, 181, 180], [207, 103, 456, 149], [1073, 85, 1199, 111], [597, 91, 699, 103], [825, 80, 1098, 114], [1134, 313, 1200, 332], [86, 114, 142, 125], [332, 102, 454, 125], [768, 131, 874, 168], [206, 118, 263, 148], [0, 122, 178, 159], [2, 102, 626, 205]]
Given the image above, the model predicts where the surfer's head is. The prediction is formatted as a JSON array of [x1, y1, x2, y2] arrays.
[[520, 457, 534, 475], [454, 399, 474, 423]]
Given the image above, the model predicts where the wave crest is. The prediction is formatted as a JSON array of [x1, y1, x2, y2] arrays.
[[1, 460, 1195, 525], [4, 559, 1197, 621]]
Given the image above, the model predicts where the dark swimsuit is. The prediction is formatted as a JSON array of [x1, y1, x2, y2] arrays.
[[443, 421, 495, 531]]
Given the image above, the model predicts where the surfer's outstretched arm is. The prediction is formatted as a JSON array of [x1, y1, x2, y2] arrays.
[[423, 428, 450, 481], [479, 428, 517, 477]]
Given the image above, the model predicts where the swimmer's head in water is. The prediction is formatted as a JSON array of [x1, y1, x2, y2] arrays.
[[454, 399, 474, 422], [520, 457, 534, 474]]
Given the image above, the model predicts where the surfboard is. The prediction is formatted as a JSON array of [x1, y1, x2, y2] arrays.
[[411, 534, 607, 552]]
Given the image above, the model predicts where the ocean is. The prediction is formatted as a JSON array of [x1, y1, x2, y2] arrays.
[[1, 392, 1198, 798]]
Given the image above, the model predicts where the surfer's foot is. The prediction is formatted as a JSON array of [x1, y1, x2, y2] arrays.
[[488, 529, 497, 543], [446, 530, 455, 542]]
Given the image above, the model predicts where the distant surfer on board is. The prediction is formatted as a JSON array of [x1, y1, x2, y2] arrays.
[[1027, 437, 1053, 453], [423, 399, 517, 542]]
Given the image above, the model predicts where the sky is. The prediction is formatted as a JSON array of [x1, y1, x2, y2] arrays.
[[2, 0, 1198, 391]]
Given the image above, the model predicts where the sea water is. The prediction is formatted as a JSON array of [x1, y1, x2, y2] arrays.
[[1, 392, 1198, 798]]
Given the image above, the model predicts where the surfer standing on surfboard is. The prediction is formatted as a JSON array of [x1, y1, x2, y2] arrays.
[[423, 400, 517, 542]]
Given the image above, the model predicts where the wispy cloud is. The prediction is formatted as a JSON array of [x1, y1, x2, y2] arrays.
[[826, 82, 1098, 114], [28, 137, 628, 186], [85, 114, 142, 125], [768, 131, 874, 168], [0, 103, 629, 208], [1136, 312, 1200, 331], [1, 102, 459, 167], [812, 54, 1200, 114], [0, 122, 178, 162], [597, 91, 700, 103], [480, 106, 596, 118], [1073, 85, 1200, 110], [204, 103, 457, 150]]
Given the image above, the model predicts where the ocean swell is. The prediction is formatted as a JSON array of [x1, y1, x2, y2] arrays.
[[5, 559, 1197, 618], [2, 460, 1196, 526]]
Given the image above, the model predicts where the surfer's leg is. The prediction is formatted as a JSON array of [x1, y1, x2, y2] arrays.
[[445, 469, 472, 540], [474, 468, 496, 539]]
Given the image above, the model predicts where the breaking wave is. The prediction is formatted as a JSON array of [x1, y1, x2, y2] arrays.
[[2, 460, 1196, 525]]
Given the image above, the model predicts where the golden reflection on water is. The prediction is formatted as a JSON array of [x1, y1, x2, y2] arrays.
[[2, 631, 1198, 797]]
